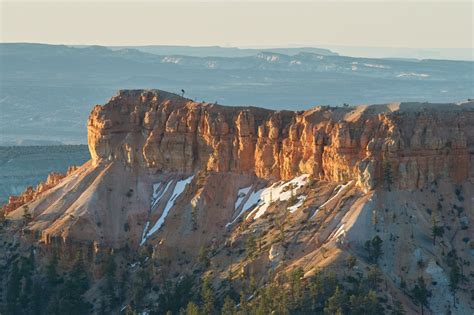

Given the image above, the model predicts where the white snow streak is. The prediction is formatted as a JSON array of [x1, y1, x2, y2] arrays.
[[245, 174, 309, 220], [396, 72, 429, 78], [288, 195, 307, 213], [141, 175, 194, 245], [151, 181, 173, 208], [226, 186, 253, 227]]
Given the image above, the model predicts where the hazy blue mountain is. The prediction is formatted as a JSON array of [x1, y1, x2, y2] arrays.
[[106, 45, 339, 57], [1, 43, 472, 144]]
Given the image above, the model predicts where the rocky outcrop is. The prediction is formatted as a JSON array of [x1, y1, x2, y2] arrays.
[[88, 90, 474, 191], [1, 166, 78, 214]]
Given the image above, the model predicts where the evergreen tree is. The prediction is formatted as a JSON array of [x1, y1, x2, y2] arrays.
[[22, 204, 32, 225], [346, 254, 357, 270], [32, 279, 43, 315], [392, 300, 406, 315], [289, 267, 304, 309], [365, 290, 383, 314], [431, 217, 445, 245], [186, 301, 200, 315], [366, 266, 382, 290], [411, 277, 430, 315], [198, 245, 210, 268], [221, 296, 237, 315], [324, 286, 346, 314], [46, 255, 60, 286], [6, 261, 21, 314], [365, 235, 383, 264], [239, 290, 250, 315], [58, 253, 92, 314], [382, 159, 393, 190], [104, 253, 118, 309], [245, 235, 257, 259], [201, 277, 214, 314], [449, 262, 461, 308]]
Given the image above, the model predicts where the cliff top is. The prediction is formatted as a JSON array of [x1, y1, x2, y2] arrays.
[[111, 89, 474, 116]]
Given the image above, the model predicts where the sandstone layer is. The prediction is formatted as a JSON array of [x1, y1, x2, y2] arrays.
[[88, 90, 474, 190], [2, 90, 473, 314]]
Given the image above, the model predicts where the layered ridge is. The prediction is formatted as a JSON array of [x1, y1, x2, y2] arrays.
[[88, 90, 474, 190]]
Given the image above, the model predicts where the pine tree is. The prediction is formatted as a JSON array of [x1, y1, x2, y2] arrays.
[[289, 267, 304, 309], [324, 286, 346, 314], [6, 261, 21, 314], [245, 235, 257, 259], [198, 245, 210, 268], [392, 300, 406, 315], [382, 159, 393, 190], [431, 216, 445, 245], [411, 277, 430, 315], [239, 290, 250, 315], [104, 253, 118, 309], [186, 301, 200, 315], [449, 262, 461, 308], [221, 296, 237, 315], [346, 254, 357, 270], [46, 255, 60, 286], [22, 204, 32, 223], [59, 253, 92, 314], [365, 235, 383, 264], [201, 276, 214, 314]]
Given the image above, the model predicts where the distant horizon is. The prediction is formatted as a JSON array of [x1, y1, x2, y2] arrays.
[[1, 41, 473, 61], [1, 1, 472, 59]]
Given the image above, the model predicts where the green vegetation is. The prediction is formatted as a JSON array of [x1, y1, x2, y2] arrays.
[[382, 159, 393, 190], [411, 277, 430, 315], [22, 204, 32, 223], [4, 251, 91, 315], [364, 235, 383, 264], [198, 246, 210, 268], [430, 217, 445, 245]]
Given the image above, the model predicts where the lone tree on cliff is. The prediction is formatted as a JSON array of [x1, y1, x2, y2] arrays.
[[411, 277, 430, 315], [365, 235, 383, 264], [430, 216, 445, 245], [181, 89, 186, 97], [449, 262, 461, 308], [382, 159, 393, 190], [22, 205, 32, 224]]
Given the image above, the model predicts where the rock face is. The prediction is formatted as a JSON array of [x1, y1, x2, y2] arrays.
[[88, 90, 474, 191], [3, 90, 474, 314], [1, 166, 78, 214]]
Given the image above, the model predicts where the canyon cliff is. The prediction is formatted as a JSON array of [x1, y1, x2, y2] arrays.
[[88, 90, 473, 190], [1, 90, 473, 314]]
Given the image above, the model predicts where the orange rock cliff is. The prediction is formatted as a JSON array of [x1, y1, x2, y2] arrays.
[[88, 89, 474, 190], [3, 89, 473, 314]]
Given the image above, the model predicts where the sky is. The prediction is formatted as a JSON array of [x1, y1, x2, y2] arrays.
[[1, 1, 473, 53]]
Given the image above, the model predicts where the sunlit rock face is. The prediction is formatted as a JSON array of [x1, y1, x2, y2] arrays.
[[88, 89, 474, 190]]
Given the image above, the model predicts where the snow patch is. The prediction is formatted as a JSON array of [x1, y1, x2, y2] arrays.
[[257, 53, 280, 62], [161, 56, 181, 64], [396, 72, 429, 78], [288, 195, 307, 213], [151, 181, 173, 208], [246, 174, 309, 220], [226, 186, 253, 227], [139, 221, 150, 246], [235, 186, 252, 210], [363, 63, 390, 69], [141, 175, 194, 244]]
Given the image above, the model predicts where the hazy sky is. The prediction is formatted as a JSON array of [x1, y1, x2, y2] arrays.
[[1, 1, 472, 49]]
